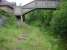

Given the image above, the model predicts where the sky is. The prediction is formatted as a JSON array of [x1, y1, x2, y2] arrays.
[[7, 0, 33, 6]]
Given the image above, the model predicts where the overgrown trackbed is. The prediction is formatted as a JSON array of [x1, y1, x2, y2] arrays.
[[15, 23, 50, 50]]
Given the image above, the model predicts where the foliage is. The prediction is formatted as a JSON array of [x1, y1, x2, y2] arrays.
[[16, 24, 59, 50], [0, 9, 16, 27], [0, 0, 67, 50], [50, 1, 67, 50], [25, 9, 53, 28], [0, 9, 21, 50], [50, 1, 67, 39], [24, 1, 67, 50]]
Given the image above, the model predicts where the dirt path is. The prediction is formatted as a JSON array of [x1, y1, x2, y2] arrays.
[[14, 23, 31, 50], [14, 23, 46, 50], [15, 32, 29, 50], [16, 32, 29, 44]]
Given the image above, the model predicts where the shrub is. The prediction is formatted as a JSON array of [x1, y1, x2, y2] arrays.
[[50, 1, 67, 40], [0, 9, 17, 50], [25, 9, 53, 27], [0, 9, 16, 27]]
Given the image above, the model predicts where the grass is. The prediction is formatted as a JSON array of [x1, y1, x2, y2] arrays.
[[0, 25, 22, 50], [16, 24, 59, 50], [0, 23, 59, 50]]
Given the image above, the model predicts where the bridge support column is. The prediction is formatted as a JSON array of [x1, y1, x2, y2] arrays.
[[20, 16, 23, 23], [22, 15, 25, 22], [16, 15, 24, 26]]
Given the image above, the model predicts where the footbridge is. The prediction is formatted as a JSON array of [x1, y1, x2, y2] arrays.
[[14, 0, 59, 21]]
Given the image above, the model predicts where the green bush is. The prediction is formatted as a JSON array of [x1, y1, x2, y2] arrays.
[[0, 9, 17, 50], [25, 9, 53, 28], [50, 1, 67, 39], [0, 9, 16, 27]]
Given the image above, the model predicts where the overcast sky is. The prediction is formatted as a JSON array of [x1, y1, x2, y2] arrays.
[[7, 0, 33, 6]]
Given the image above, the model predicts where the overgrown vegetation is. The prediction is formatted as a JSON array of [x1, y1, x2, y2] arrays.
[[50, 1, 67, 50], [25, 9, 53, 28], [24, 0, 67, 50], [0, 9, 22, 50], [0, 0, 67, 50], [0, 9, 16, 26]]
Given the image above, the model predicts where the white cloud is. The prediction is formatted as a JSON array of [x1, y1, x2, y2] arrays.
[[7, 0, 33, 6]]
